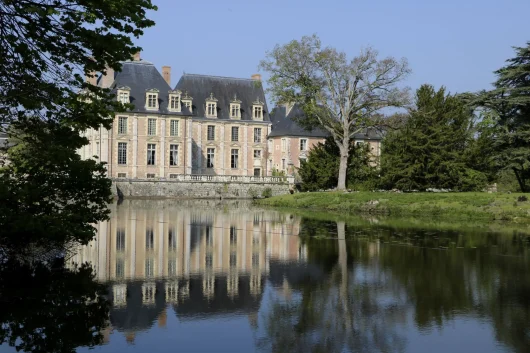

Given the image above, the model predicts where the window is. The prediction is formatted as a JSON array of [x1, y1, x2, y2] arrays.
[[147, 93, 157, 109], [118, 142, 127, 165], [118, 117, 127, 134], [207, 103, 216, 116], [145, 259, 154, 278], [117, 173, 127, 178], [356, 141, 364, 147], [169, 144, 178, 166], [231, 149, 239, 169], [231, 126, 239, 142], [170, 120, 179, 136], [253, 150, 262, 159], [116, 229, 125, 252], [253, 106, 263, 119], [116, 258, 125, 279], [230, 252, 237, 268], [282, 158, 286, 170], [254, 168, 261, 177], [207, 125, 215, 140], [300, 139, 308, 151], [148, 118, 156, 136], [169, 229, 176, 250], [254, 128, 262, 143], [147, 144, 156, 165], [118, 91, 129, 104], [146, 228, 154, 250], [170, 95, 180, 110], [183, 100, 192, 111], [206, 148, 215, 168], [281, 138, 287, 152], [146, 173, 156, 178], [230, 104, 240, 118]]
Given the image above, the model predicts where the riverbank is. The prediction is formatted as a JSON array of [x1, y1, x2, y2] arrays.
[[257, 192, 530, 222]]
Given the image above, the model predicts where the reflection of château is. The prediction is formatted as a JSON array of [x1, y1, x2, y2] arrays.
[[69, 200, 307, 338]]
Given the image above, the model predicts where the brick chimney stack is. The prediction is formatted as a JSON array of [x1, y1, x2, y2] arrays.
[[251, 74, 262, 81], [85, 71, 97, 86], [162, 66, 171, 86], [132, 51, 141, 61], [100, 66, 114, 88]]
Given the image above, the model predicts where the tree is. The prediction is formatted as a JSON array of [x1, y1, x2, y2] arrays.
[[260, 34, 411, 190], [473, 43, 530, 192], [380, 85, 488, 191], [298, 137, 377, 191], [0, 0, 156, 251]]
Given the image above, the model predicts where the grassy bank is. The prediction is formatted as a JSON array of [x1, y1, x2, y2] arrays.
[[257, 192, 530, 223]]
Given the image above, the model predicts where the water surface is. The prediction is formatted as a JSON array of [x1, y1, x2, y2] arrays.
[[1, 199, 529, 353]]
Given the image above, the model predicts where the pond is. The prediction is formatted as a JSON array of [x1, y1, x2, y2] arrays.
[[1, 199, 529, 353]]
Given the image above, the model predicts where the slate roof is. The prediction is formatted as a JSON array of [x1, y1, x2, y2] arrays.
[[103, 60, 191, 116], [269, 103, 382, 140], [174, 74, 270, 121]]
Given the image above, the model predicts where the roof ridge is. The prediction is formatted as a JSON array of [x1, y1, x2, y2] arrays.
[[182, 73, 257, 81]]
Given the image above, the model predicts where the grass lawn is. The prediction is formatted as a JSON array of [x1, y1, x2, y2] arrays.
[[256, 191, 530, 223]]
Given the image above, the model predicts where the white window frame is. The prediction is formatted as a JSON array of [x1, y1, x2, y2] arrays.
[[231, 126, 239, 142], [117, 86, 131, 104], [118, 116, 128, 134], [281, 138, 287, 152], [169, 144, 178, 166], [254, 128, 262, 143], [205, 93, 218, 118], [147, 118, 156, 136], [168, 90, 181, 112], [299, 138, 308, 151], [145, 89, 159, 110], [147, 143, 156, 166], [231, 149, 239, 169], [207, 125, 215, 141], [206, 148, 215, 168], [170, 120, 179, 137], [118, 142, 127, 165], [253, 149, 262, 159], [230, 103, 240, 119]]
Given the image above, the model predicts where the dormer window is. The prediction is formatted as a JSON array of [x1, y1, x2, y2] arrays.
[[205, 93, 218, 118], [230, 94, 241, 119], [117, 86, 131, 104], [252, 97, 264, 120], [182, 91, 193, 113], [145, 88, 159, 110], [168, 90, 181, 112]]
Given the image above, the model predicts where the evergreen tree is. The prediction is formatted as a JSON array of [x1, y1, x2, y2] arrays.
[[298, 137, 377, 191], [381, 85, 488, 191], [474, 43, 530, 191]]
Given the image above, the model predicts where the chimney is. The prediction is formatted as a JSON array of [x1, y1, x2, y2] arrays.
[[283, 102, 294, 116], [85, 71, 97, 86], [162, 66, 171, 86], [132, 51, 141, 61], [100, 66, 114, 88], [251, 74, 262, 81]]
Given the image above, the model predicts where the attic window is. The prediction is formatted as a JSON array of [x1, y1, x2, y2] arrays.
[[252, 97, 264, 120], [117, 86, 131, 104], [205, 93, 218, 118], [145, 88, 159, 110], [230, 94, 241, 119], [182, 91, 193, 113], [168, 89, 181, 112]]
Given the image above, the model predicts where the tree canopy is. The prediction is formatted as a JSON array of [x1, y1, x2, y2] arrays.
[[0, 0, 156, 251], [260, 34, 411, 190]]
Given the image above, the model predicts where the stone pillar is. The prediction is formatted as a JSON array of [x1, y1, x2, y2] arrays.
[[186, 119, 192, 175], [220, 123, 225, 174], [132, 115, 138, 178], [243, 123, 248, 175], [159, 118, 166, 178]]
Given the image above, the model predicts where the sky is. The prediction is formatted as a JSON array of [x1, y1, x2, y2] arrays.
[[135, 0, 530, 104]]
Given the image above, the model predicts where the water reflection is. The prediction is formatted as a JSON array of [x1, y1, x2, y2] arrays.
[[50, 200, 530, 352]]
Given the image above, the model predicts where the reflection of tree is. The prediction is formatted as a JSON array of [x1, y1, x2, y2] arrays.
[[257, 221, 407, 353], [0, 257, 109, 353]]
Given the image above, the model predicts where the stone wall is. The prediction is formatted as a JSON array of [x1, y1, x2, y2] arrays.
[[113, 179, 291, 199]]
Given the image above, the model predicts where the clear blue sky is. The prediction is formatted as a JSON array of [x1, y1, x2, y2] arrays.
[[136, 0, 529, 104]]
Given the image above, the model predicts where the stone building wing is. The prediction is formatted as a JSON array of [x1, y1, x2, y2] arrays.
[[174, 74, 270, 121]]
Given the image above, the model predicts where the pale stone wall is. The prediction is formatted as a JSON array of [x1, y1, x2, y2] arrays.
[[267, 136, 325, 174], [113, 179, 291, 199]]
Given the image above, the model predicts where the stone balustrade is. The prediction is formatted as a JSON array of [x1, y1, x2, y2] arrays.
[[114, 174, 295, 185]]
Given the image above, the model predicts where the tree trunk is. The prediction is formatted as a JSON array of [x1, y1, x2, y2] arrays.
[[337, 145, 349, 190], [513, 167, 527, 192]]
